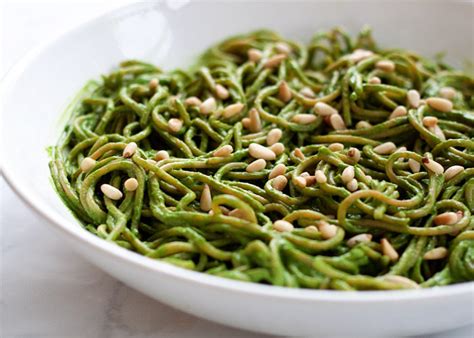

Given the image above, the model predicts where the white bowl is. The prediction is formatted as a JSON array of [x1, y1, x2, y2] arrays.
[[2, 2, 473, 336]]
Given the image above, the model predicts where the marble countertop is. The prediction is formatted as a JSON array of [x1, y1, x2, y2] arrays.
[[1, 2, 472, 337]]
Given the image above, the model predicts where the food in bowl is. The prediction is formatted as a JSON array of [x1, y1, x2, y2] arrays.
[[49, 28, 474, 290]]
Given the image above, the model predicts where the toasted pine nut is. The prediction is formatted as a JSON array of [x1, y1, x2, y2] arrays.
[[168, 118, 183, 133], [200, 184, 212, 211], [269, 163, 287, 179], [422, 116, 438, 128], [213, 145, 233, 157], [247, 159, 267, 173], [444, 165, 463, 180], [426, 97, 453, 112], [314, 102, 338, 116], [408, 159, 420, 173], [300, 87, 316, 98], [223, 102, 244, 118], [292, 114, 317, 124], [423, 247, 448, 260], [215, 84, 229, 100], [355, 120, 372, 129], [273, 220, 294, 232], [272, 175, 288, 191], [304, 225, 319, 234], [149, 78, 159, 90], [341, 166, 355, 184], [199, 97, 217, 115], [430, 125, 446, 141], [154, 150, 169, 161], [278, 81, 292, 102], [314, 170, 327, 184], [318, 221, 338, 239], [389, 106, 407, 119], [294, 148, 305, 160], [330, 114, 346, 130], [249, 143, 276, 160], [248, 108, 262, 132], [380, 275, 419, 289], [228, 208, 246, 219], [407, 89, 420, 108], [241, 117, 251, 129], [80, 157, 96, 172], [124, 178, 139, 192], [300, 172, 310, 178], [293, 176, 307, 188], [328, 143, 344, 151], [348, 49, 374, 63], [422, 157, 444, 175], [184, 96, 202, 107], [123, 142, 138, 158], [346, 178, 358, 192], [275, 42, 292, 54], [373, 142, 396, 155], [347, 147, 361, 163], [305, 176, 317, 185], [247, 48, 262, 62], [269, 142, 285, 156], [347, 233, 372, 247], [101, 184, 123, 200], [264, 53, 287, 68], [434, 212, 458, 225], [266, 128, 283, 146], [381, 238, 399, 262], [439, 87, 456, 100], [368, 76, 381, 84], [375, 60, 396, 72]]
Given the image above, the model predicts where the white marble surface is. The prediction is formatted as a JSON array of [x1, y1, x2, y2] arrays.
[[1, 2, 473, 338]]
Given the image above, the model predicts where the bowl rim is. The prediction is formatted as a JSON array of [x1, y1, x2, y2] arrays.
[[2, 1, 473, 303]]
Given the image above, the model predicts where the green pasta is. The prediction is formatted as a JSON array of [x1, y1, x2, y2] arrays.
[[49, 28, 474, 290]]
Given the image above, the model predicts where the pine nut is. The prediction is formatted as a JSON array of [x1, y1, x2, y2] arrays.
[[407, 89, 420, 108], [292, 114, 317, 124], [199, 97, 217, 115], [249, 143, 276, 160], [269, 163, 287, 179], [318, 221, 338, 239], [346, 178, 358, 192], [341, 166, 355, 184], [273, 220, 294, 232], [456, 211, 464, 222], [300, 87, 316, 98], [184, 96, 202, 107], [381, 238, 399, 262], [422, 116, 438, 128], [168, 118, 183, 133], [439, 87, 456, 100], [247, 159, 267, 173], [300, 172, 310, 178], [314, 170, 327, 184], [347, 147, 361, 163], [373, 142, 396, 155], [368, 76, 381, 84], [348, 49, 374, 63], [154, 150, 169, 161], [213, 145, 233, 157], [241, 117, 251, 129], [272, 175, 288, 191], [123, 142, 138, 158], [389, 106, 407, 119], [223, 102, 244, 118], [314, 102, 338, 116], [228, 208, 246, 219], [356, 120, 372, 129], [444, 165, 463, 180], [278, 81, 292, 102], [149, 78, 159, 90], [430, 125, 446, 141], [423, 247, 448, 260], [328, 113, 345, 130], [266, 128, 283, 146], [434, 212, 458, 225], [328, 143, 344, 151], [215, 84, 229, 100], [247, 48, 263, 62], [294, 148, 305, 160], [124, 178, 139, 192], [146, 159, 157, 166], [408, 159, 420, 173], [375, 60, 396, 72], [269, 142, 285, 156], [304, 225, 319, 234], [200, 184, 212, 211], [293, 176, 307, 188], [347, 233, 372, 247], [264, 53, 287, 68], [80, 157, 96, 172], [422, 157, 444, 175], [248, 108, 262, 132], [381, 275, 419, 289], [305, 176, 317, 185], [275, 42, 292, 54], [100, 184, 123, 200], [426, 97, 453, 112]]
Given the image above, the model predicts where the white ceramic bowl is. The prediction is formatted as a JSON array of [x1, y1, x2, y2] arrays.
[[2, 2, 473, 336]]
